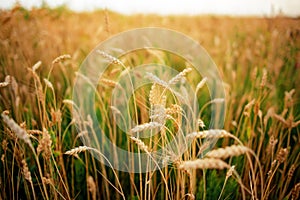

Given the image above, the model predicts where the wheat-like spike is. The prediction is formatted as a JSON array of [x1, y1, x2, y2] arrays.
[[27, 130, 43, 135], [276, 148, 288, 163], [287, 164, 296, 183], [0, 75, 10, 87], [166, 104, 182, 115], [37, 128, 52, 160], [186, 129, 232, 141], [97, 50, 123, 65], [179, 158, 230, 170], [87, 176, 96, 200], [226, 165, 235, 178], [145, 72, 169, 88], [197, 119, 206, 128], [196, 77, 207, 92], [150, 104, 166, 124], [1, 112, 32, 147], [32, 60, 42, 72], [149, 83, 160, 105], [99, 78, 120, 88], [0, 81, 9, 87], [43, 78, 54, 91], [130, 136, 150, 153], [291, 183, 300, 200], [205, 145, 249, 159], [21, 159, 32, 183], [65, 146, 92, 155], [210, 98, 225, 104], [52, 54, 71, 64], [130, 122, 162, 133], [63, 99, 76, 106], [260, 68, 268, 88], [168, 67, 192, 85]]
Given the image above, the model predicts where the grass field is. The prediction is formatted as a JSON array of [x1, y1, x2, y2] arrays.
[[0, 6, 300, 200]]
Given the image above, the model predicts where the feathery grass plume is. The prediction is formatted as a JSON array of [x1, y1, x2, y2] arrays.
[[130, 122, 162, 133], [21, 159, 32, 183], [52, 54, 71, 64], [168, 67, 192, 85], [186, 129, 232, 141], [1, 112, 32, 148], [99, 78, 120, 88], [205, 145, 249, 159], [276, 148, 288, 163], [130, 136, 150, 153], [32, 60, 42, 72], [37, 128, 52, 160], [179, 158, 230, 170], [97, 50, 123, 65]]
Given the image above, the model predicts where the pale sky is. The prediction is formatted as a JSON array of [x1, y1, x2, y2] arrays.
[[0, 0, 299, 17]]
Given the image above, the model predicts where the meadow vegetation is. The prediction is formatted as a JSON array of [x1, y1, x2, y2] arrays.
[[0, 6, 299, 200]]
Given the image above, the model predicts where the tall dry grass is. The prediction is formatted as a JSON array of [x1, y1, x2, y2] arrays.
[[0, 5, 299, 200]]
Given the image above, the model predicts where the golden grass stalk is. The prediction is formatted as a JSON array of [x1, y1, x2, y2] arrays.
[[179, 158, 230, 170], [205, 145, 249, 159]]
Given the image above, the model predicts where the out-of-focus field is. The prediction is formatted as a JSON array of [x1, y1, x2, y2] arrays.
[[0, 6, 299, 200]]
